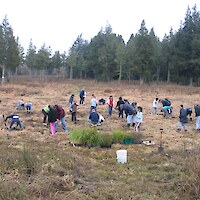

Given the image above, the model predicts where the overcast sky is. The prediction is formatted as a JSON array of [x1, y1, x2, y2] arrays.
[[0, 0, 199, 54]]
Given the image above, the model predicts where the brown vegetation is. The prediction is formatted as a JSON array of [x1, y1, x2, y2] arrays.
[[0, 77, 200, 199]]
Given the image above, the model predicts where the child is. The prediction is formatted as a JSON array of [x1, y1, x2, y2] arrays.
[[135, 106, 143, 132], [25, 102, 33, 114], [152, 98, 159, 114], [42, 105, 50, 124], [5, 114, 22, 130], [71, 101, 78, 124], [106, 95, 114, 116], [116, 97, 124, 118], [48, 105, 57, 136]]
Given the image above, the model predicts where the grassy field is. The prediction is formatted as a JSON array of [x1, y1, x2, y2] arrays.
[[0, 77, 200, 200]]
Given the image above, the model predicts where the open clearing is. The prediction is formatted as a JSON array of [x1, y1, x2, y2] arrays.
[[0, 78, 200, 200]]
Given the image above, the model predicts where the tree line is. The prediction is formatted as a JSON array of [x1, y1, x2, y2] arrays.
[[0, 5, 200, 85]]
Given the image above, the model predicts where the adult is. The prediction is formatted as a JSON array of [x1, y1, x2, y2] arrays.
[[79, 89, 86, 105], [54, 104, 67, 132], [106, 95, 114, 116], [122, 101, 136, 127], [177, 105, 188, 131], [194, 104, 200, 131], [88, 109, 100, 125], [5, 114, 22, 130], [116, 97, 124, 118], [90, 94, 98, 112], [161, 98, 172, 118]]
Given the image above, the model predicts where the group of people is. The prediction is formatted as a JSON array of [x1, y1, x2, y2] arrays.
[[3, 89, 200, 135], [151, 97, 200, 132]]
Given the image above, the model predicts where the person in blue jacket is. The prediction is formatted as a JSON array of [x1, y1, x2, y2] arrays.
[[88, 109, 100, 125], [5, 114, 22, 130]]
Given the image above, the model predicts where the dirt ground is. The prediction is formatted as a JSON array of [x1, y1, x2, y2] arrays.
[[0, 78, 199, 150], [0, 78, 200, 199]]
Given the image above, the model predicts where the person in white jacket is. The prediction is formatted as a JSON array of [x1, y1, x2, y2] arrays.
[[135, 106, 143, 132], [152, 98, 159, 114]]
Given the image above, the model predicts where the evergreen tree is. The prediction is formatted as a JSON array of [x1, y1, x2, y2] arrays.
[[26, 39, 37, 75]]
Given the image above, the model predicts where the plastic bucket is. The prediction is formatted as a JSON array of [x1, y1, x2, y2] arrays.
[[116, 150, 127, 164]]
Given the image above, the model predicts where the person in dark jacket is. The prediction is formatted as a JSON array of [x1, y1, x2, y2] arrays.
[[122, 101, 136, 127], [48, 105, 57, 136], [177, 105, 188, 131], [79, 89, 86, 105], [161, 98, 172, 118], [71, 101, 78, 124], [116, 97, 124, 118], [54, 105, 67, 132], [194, 104, 200, 131], [5, 114, 22, 130], [88, 109, 100, 125]]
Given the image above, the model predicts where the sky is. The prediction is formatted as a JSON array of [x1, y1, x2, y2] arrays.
[[0, 0, 200, 54]]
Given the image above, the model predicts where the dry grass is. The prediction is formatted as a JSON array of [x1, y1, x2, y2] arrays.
[[0, 77, 200, 199]]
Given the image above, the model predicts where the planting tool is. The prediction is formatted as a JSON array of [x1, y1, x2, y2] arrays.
[[158, 128, 164, 153]]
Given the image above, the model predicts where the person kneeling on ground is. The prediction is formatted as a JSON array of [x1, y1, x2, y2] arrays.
[[5, 114, 22, 130], [16, 100, 25, 110], [25, 102, 33, 114], [88, 109, 104, 126]]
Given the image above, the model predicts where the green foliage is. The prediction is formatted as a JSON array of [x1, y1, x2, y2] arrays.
[[112, 130, 132, 143], [100, 133, 113, 148], [69, 127, 103, 147], [22, 145, 37, 175]]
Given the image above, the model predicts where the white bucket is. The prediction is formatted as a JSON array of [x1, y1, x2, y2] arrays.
[[116, 150, 127, 164]]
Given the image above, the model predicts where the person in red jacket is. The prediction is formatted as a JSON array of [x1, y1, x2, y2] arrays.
[[54, 104, 67, 132], [106, 95, 114, 116]]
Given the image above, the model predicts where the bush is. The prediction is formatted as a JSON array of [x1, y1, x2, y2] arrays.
[[100, 133, 113, 148], [112, 130, 132, 144], [69, 128, 102, 147]]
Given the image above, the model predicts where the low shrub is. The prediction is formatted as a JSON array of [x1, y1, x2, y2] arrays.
[[69, 128, 102, 147], [112, 130, 131, 144], [100, 133, 113, 148]]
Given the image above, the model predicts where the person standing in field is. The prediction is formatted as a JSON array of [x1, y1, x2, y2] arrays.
[[106, 95, 114, 116], [54, 104, 67, 132], [116, 97, 124, 118], [177, 105, 188, 132], [48, 105, 57, 136], [71, 101, 78, 124], [135, 106, 143, 132], [79, 89, 86, 105], [194, 104, 200, 131], [68, 94, 74, 112], [152, 98, 159, 114], [90, 94, 98, 112]]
